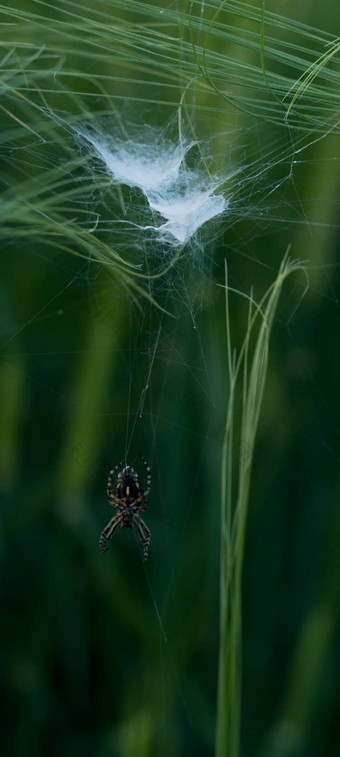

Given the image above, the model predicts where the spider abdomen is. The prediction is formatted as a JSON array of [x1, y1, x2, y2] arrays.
[[117, 467, 140, 500]]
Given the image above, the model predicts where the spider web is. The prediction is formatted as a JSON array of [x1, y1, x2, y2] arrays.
[[3, 121, 340, 755]]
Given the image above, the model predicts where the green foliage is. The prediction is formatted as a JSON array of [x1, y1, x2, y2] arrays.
[[1, 2, 340, 757]]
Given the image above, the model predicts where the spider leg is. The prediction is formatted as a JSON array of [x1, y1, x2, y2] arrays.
[[134, 515, 151, 561], [131, 493, 146, 511], [139, 454, 151, 499], [109, 496, 125, 510], [99, 513, 122, 553], [135, 497, 149, 515], [107, 461, 124, 506]]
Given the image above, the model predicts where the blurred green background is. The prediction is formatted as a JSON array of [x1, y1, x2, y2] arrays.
[[1, 1, 340, 756]]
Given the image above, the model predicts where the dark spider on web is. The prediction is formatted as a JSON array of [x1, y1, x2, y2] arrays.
[[99, 455, 151, 561]]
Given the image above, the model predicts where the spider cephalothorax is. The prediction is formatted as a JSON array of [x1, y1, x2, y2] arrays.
[[99, 456, 151, 560]]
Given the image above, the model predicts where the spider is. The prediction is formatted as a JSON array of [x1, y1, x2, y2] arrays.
[[99, 455, 151, 560]]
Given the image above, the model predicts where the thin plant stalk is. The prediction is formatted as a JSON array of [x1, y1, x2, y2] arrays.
[[216, 253, 307, 757]]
